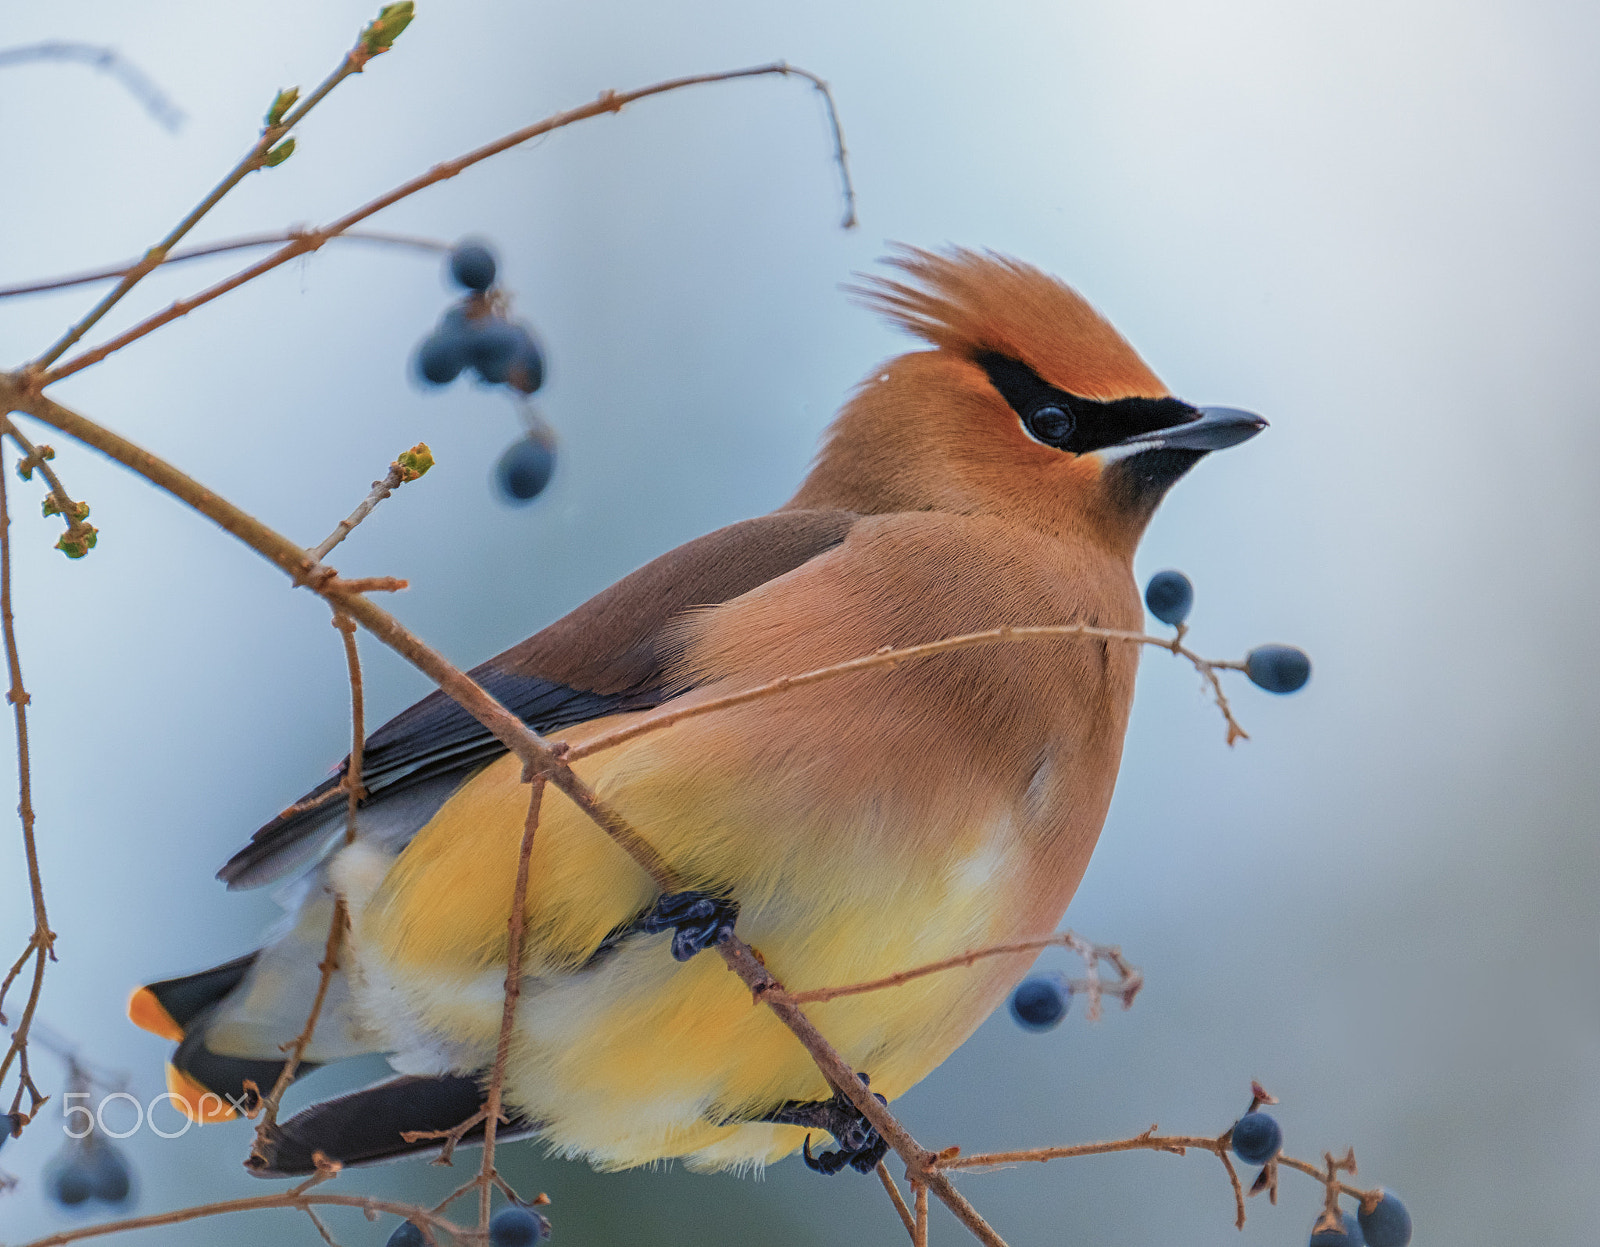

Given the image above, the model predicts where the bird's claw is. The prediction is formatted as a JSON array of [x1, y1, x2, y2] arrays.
[[766, 1074, 890, 1175], [636, 890, 740, 961]]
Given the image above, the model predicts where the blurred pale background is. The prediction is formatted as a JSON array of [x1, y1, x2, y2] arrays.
[[1, 1, 1596, 1243]]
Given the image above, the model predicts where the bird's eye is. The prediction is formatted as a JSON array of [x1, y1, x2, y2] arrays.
[[1026, 405, 1075, 446]]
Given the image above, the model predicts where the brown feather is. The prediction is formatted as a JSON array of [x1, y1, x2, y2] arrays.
[[848, 245, 1167, 400], [492, 510, 860, 693]]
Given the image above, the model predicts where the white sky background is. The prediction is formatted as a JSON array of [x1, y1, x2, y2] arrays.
[[1, 1, 1596, 1243]]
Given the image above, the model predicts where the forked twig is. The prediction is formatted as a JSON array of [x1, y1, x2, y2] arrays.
[[25, 21, 389, 375], [779, 930, 1141, 1013], [0, 442, 52, 1119], [568, 623, 1250, 760], [31, 61, 856, 386]]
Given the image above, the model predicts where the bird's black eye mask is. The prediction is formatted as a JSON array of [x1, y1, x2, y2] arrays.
[[976, 351, 1198, 454]]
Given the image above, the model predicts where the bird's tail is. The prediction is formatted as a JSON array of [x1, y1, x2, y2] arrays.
[[127, 889, 373, 1122]]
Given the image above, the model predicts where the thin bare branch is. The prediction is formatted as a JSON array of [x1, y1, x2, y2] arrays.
[[24, 14, 388, 373], [0, 419, 95, 556], [0, 440, 52, 1118], [780, 930, 1140, 1010], [249, 611, 366, 1151], [302, 1205, 341, 1247], [0, 230, 450, 300], [877, 1161, 917, 1242], [308, 446, 432, 565], [34, 62, 856, 385], [1218, 1147, 1247, 1230], [0, 42, 184, 131], [477, 779, 545, 1225], [12, 1187, 472, 1247], [914, 1181, 929, 1247], [569, 623, 1250, 762]]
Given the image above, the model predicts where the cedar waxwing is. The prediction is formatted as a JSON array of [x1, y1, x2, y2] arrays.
[[129, 247, 1265, 1175]]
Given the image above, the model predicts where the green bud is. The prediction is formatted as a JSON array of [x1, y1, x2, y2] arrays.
[[16, 445, 55, 482], [265, 86, 300, 128], [263, 138, 296, 168], [43, 497, 90, 521], [55, 525, 98, 559], [395, 442, 435, 481], [361, 2, 415, 55]]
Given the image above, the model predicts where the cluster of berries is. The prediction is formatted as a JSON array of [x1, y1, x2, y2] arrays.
[[412, 241, 556, 504], [42, 1132, 134, 1210], [389, 1204, 547, 1246], [1223, 1110, 1412, 1247], [1144, 569, 1312, 694]]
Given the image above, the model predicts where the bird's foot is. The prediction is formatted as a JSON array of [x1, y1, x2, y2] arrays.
[[763, 1074, 890, 1175], [635, 890, 740, 961]]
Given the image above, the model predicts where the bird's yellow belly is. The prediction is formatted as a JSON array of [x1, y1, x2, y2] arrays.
[[336, 716, 1052, 1171]]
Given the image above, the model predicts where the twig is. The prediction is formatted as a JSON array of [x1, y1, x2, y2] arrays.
[[0, 230, 450, 300], [780, 930, 1140, 1010], [303, 1206, 341, 1247], [32, 61, 856, 385], [250, 896, 347, 1141], [0, 418, 95, 556], [1217, 1148, 1247, 1230], [308, 446, 432, 565], [478, 780, 545, 1226], [1283, 1150, 1366, 1231], [716, 940, 1007, 1247], [568, 623, 1250, 761], [940, 1125, 1207, 1170], [251, 603, 369, 1153], [914, 1181, 929, 1247], [335, 617, 367, 843], [0, 441, 52, 1119], [326, 575, 409, 594], [12, 1185, 472, 1247], [23, 11, 391, 374], [877, 1160, 917, 1242], [0, 42, 184, 131], [939, 1127, 1377, 1234]]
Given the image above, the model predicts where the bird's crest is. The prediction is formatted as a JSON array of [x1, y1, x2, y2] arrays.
[[849, 245, 1167, 401]]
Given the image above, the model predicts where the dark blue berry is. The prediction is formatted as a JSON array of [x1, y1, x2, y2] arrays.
[[1144, 570, 1194, 626], [414, 332, 468, 386], [1008, 974, 1071, 1031], [1245, 644, 1312, 694], [489, 1206, 546, 1247], [1308, 1211, 1364, 1245], [449, 242, 497, 292], [386, 1220, 426, 1247], [0, 1112, 15, 1151], [47, 1158, 95, 1207], [468, 319, 524, 385], [87, 1142, 132, 1203], [1230, 1111, 1282, 1164], [496, 432, 556, 503], [1357, 1191, 1412, 1247], [507, 330, 545, 395]]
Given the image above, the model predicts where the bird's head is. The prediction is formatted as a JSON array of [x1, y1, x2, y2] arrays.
[[787, 246, 1265, 558]]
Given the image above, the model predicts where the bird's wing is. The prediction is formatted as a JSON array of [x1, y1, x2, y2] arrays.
[[217, 508, 861, 889]]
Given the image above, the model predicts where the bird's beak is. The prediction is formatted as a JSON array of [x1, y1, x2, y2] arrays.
[[1099, 406, 1268, 459]]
